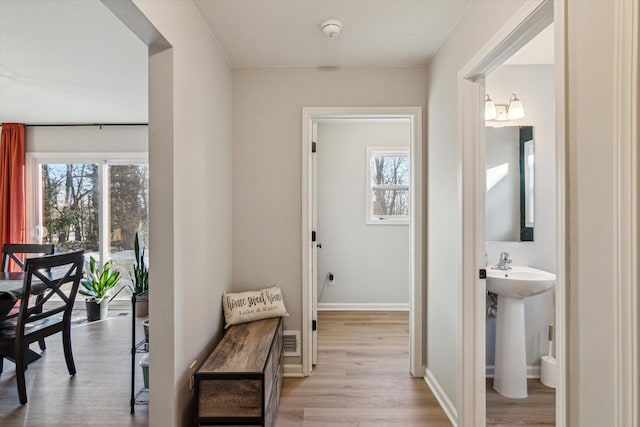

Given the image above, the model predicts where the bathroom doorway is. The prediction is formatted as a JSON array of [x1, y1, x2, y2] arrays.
[[456, 0, 567, 425], [484, 23, 557, 425]]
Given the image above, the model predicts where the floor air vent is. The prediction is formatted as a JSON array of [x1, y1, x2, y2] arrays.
[[282, 330, 300, 356]]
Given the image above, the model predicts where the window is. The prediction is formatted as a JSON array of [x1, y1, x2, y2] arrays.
[[28, 154, 149, 296], [366, 148, 410, 224]]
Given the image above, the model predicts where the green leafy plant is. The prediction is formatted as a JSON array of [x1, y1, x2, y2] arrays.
[[80, 256, 124, 303], [130, 232, 149, 296]]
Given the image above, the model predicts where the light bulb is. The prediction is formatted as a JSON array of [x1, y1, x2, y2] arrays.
[[507, 93, 524, 120]]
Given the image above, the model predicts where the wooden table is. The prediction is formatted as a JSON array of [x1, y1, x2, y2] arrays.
[[0, 271, 47, 364], [0, 272, 28, 320]]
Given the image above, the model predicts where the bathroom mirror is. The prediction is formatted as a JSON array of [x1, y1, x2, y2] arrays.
[[486, 126, 534, 241]]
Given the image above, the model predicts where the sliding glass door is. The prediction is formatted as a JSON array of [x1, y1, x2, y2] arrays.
[[28, 154, 148, 296]]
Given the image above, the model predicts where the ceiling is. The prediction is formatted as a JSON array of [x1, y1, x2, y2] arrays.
[[1, 0, 553, 125], [0, 0, 148, 124], [193, 0, 471, 67], [503, 24, 554, 65], [0, 0, 471, 124]]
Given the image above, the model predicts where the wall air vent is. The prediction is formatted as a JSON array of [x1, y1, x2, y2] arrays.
[[282, 330, 300, 357]]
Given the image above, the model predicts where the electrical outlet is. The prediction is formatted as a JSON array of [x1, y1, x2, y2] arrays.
[[328, 272, 335, 285], [189, 360, 197, 391]]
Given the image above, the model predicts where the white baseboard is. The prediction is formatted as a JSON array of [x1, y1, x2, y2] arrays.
[[70, 298, 132, 310], [317, 303, 409, 311], [283, 364, 304, 377], [424, 368, 457, 427], [485, 364, 541, 379]]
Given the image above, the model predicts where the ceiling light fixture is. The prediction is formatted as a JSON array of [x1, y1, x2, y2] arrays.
[[320, 20, 343, 38], [485, 93, 525, 122]]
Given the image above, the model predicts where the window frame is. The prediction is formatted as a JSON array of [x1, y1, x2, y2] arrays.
[[365, 147, 410, 225]]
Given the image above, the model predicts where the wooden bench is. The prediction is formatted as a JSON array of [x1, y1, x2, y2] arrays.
[[194, 317, 283, 426]]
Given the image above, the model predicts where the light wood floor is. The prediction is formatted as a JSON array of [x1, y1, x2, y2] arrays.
[[277, 311, 451, 426], [486, 379, 555, 426], [0, 313, 148, 426], [0, 310, 555, 426]]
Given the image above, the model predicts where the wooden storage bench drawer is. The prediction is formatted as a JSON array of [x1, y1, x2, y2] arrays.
[[194, 317, 283, 426]]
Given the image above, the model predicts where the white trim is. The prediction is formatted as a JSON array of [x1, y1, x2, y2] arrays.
[[26, 151, 148, 162], [108, 298, 136, 310], [301, 106, 423, 378], [311, 119, 319, 366], [317, 303, 409, 311], [458, 75, 486, 427], [485, 364, 541, 379], [460, 0, 554, 81], [553, 2, 569, 425], [457, 1, 558, 426], [283, 364, 305, 378], [425, 368, 458, 427], [302, 110, 313, 377], [613, 0, 639, 426]]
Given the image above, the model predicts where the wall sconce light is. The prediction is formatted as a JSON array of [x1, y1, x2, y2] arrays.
[[485, 93, 525, 121], [507, 93, 524, 120], [485, 94, 497, 121]]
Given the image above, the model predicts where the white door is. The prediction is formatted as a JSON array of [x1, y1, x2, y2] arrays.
[[311, 120, 318, 365]]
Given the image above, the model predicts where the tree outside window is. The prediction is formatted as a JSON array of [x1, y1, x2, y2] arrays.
[[41, 163, 99, 252], [33, 156, 148, 298], [367, 148, 410, 224]]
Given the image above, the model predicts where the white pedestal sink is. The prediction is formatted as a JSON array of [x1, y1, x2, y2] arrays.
[[487, 266, 556, 398]]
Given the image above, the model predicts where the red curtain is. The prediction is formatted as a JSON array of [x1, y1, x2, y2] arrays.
[[0, 123, 26, 271]]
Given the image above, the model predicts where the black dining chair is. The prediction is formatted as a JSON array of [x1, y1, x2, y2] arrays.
[[0, 250, 84, 404], [1, 243, 55, 273], [1, 243, 56, 351]]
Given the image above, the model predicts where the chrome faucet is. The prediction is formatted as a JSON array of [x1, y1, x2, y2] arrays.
[[493, 251, 512, 270]]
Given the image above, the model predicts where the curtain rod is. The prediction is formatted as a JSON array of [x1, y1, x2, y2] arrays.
[[21, 123, 148, 128]]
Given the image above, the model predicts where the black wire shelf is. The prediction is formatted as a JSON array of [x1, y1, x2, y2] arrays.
[[135, 339, 149, 353], [134, 388, 149, 405], [131, 293, 149, 413]]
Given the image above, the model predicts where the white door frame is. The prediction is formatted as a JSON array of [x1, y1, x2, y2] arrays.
[[301, 106, 423, 377], [456, 0, 564, 426], [613, 1, 639, 425]]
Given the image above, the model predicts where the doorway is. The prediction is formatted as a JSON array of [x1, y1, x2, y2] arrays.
[[301, 107, 423, 377], [315, 117, 411, 312], [484, 23, 556, 425], [456, 0, 566, 425]]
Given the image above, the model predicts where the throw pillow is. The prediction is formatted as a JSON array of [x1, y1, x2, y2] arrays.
[[222, 284, 289, 328]]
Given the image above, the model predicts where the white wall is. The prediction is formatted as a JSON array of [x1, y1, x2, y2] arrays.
[[232, 67, 427, 366], [24, 124, 147, 153], [485, 126, 520, 242], [566, 1, 618, 424], [426, 0, 527, 411], [316, 119, 410, 307], [485, 65, 556, 370], [130, 2, 234, 426], [485, 65, 556, 272]]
